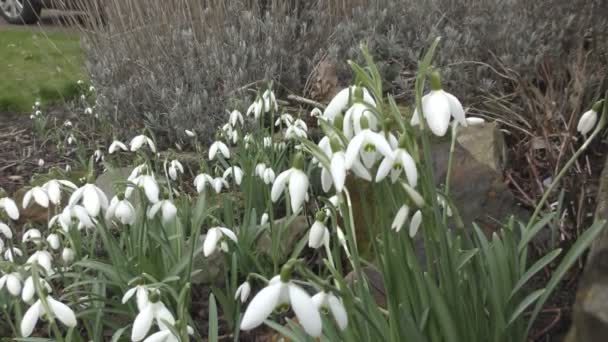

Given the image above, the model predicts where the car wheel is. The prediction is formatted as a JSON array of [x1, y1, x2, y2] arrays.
[[0, 0, 41, 24]]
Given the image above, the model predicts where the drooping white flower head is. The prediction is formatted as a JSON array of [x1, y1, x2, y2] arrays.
[[26, 250, 54, 275], [0, 197, 19, 220], [343, 103, 378, 139], [21, 296, 77, 337], [130, 297, 176, 341], [235, 281, 251, 303], [130, 135, 157, 153], [262, 168, 275, 185], [260, 212, 269, 226], [223, 166, 244, 185], [147, 200, 177, 224], [203, 227, 237, 257], [209, 140, 230, 160], [22, 229, 42, 244], [0, 221, 13, 239], [323, 86, 376, 123], [271, 158, 309, 213], [240, 275, 322, 337], [49, 204, 96, 232], [344, 129, 393, 170], [391, 205, 410, 232], [106, 196, 137, 225], [22, 186, 50, 209], [4, 247, 22, 262], [410, 72, 466, 137], [68, 183, 109, 217], [109, 140, 128, 154], [0, 272, 22, 296], [229, 109, 244, 127], [93, 149, 104, 163], [409, 210, 422, 238], [376, 147, 418, 186], [42, 179, 77, 206], [166, 160, 184, 181], [122, 284, 150, 311], [308, 220, 330, 249], [275, 113, 294, 127], [311, 291, 348, 330], [22, 276, 52, 303], [577, 109, 598, 135], [46, 233, 61, 250], [185, 129, 196, 137], [62, 247, 76, 264]]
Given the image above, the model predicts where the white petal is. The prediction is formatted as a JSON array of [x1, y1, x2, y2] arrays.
[[577, 110, 598, 135], [271, 170, 292, 202], [308, 221, 327, 249], [130, 135, 145, 151], [344, 133, 365, 169], [122, 287, 137, 304], [375, 156, 394, 183], [444, 91, 466, 126], [208, 142, 219, 160], [240, 283, 282, 330], [466, 117, 485, 126], [351, 159, 372, 181], [289, 284, 322, 337], [82, 185, 101, 216], [423, 91, 451, 137], [218, 227, 238, 242], [154, 302, 176, 329], [142, 330, 171, 342], [328, 294, 348, 330], [47, 296, 77, 328], [409, 210, 422, 238], [288, 170, 309, 213], [22, 277, 35, 302], [391, 205, 410, 232], [321, 167, 333, 193], [45, 181, 61, 205], [218, 142, 230, 159], [203, 228, 221, 257], [131, 304, 155, 341], [32, 187, 49, 208], [161, 202, 177, 223], [7, 274, 22, 296], [402, 183, 425, 208], [141, 177, 160, 203], [398, 150, 418, 188], [368, 131, 393, 160], [136, 287, 149, 311], [0, 198, 19, 220], [0, 222, 13, 238], [22, 190, 33, 209], [21, 300, 42, 337], [330, 153, 346, 193]]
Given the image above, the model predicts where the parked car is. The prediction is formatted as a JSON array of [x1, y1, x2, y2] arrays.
[[0, 0, 94, 24]]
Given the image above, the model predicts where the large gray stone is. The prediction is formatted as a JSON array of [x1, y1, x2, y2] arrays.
[[566, 156, 608, 342], [94, 166, 133, 200]]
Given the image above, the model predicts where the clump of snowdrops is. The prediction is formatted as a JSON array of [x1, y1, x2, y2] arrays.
[[0, 40, 606, 341]]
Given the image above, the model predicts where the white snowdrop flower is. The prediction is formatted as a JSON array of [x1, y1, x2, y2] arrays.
[[35, 100, 41, 106], [308, 220, 330, 249], [409, 210, 422, 238], [0, 197, 19, 220], [109, 140, 128, 154], [235, 281, 251, 303], [343, 103, 378, 139], [166, 160, 184, 181], [255, 163, 267, 178], [4, 247, 22, 261], [130, 135, 157, 153], [26, 250, 53, 275], [106, 196, 136, 225], [391, 205, 410, 232], [68, 183, 109, 217], [310, 107, 323, 118], [211, 177, 229, 194], [241, 275, 322, 337], [271, 163, 309, 213], [311, 291, 348, 330], [209, 140, 230, 160], [0, 221, 13, 238], [260, 213, 269, 226], [46, 233, 61, 250], [131, 298, 176, 341], [42, 179, 77, 206], [263, 136, 272, 148], [77, 80, 83, 85], [275, 113, 294, 127], [244, 134, 253, 149], [142, 328, 180, 342], [465, 117, 485, 126], [122, 285, 150, 311], [229, 109, 244, 127], [577, 109, 598, 135], [21, 295, 77, 337], [49, 205, 96, 232], [401, 182, 425, 208], [63, 120, 73, 127], [62, 247, 76, 264], [410, 73, 466, 137], [323, 86, 376, 123], [22, 276, 51, 303], [274, 141, 287, 151], [0, 272, 22, 296], [147, 200, 178, 224], [22, 229, 42, 243], [84, 107, 93, 115], [89, 86, 95, 92], [203, 227, 237, 257], [67, 134, 75, 145], [285, 124, 308, 140], [185, 129, 195, 137], [95, 150, 104, 162], [262, 168, 275, 185], [262, 89, 278, 113], [223, 166, 244, 185], [23, 186, 50, 209], [376, 148, 418, 186], [246, 100, 263, 120], [134, 175, 160, 203], [193, 173, 212, 193], [65, 164, 72, 172], [345, 129, 393, 169]]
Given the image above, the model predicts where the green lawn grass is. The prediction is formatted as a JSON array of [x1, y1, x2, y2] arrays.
[[0, 28, 84, 113]]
